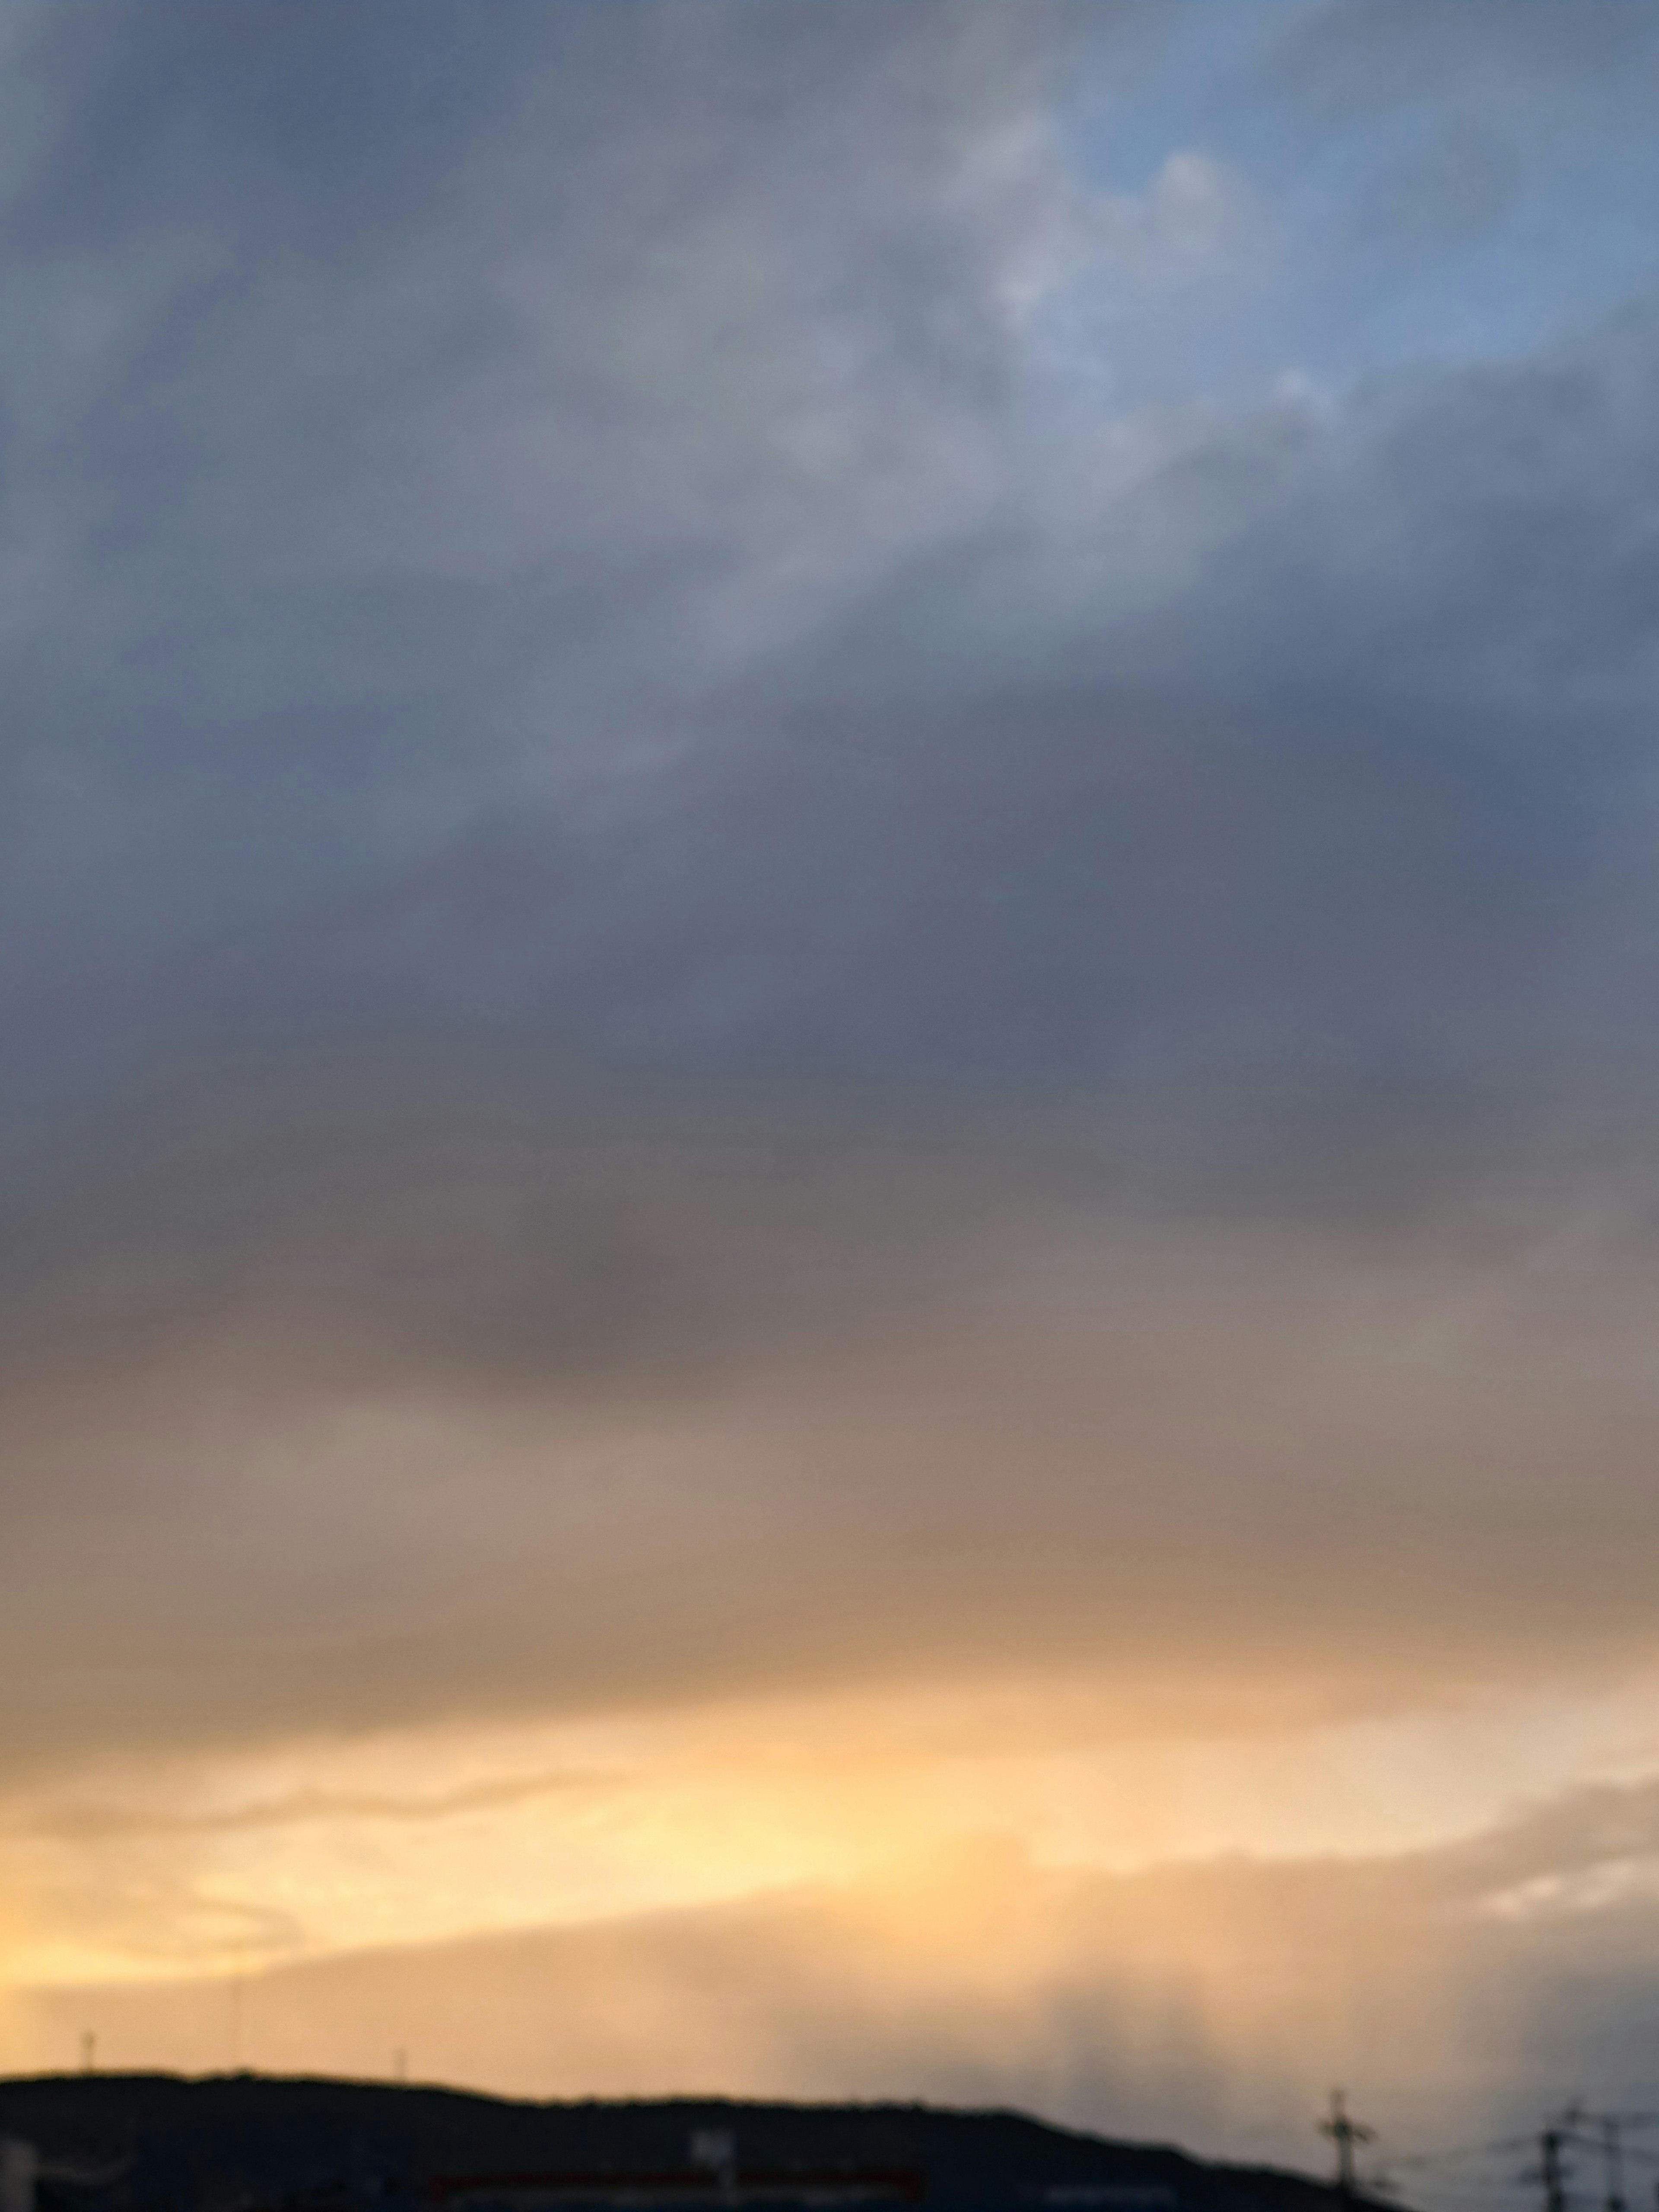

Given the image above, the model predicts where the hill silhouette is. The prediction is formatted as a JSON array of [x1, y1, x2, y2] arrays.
[[0, 2076, 1389, 2212]]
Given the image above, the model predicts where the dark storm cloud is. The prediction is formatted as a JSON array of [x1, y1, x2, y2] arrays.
[[2, 0, 1659, 1776], [0, 0, 1101, 1120], [0, 0, 1653, 1142], [269, 300, 1659, 1122]]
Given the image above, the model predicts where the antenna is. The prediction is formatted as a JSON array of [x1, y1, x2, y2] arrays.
[[78, 2034, 95, 2078]]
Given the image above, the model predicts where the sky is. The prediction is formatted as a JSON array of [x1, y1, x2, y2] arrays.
[[5, 0, 1659, 2197]]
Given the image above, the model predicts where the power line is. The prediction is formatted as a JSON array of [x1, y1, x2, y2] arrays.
[[1395, 2138, 1537, 2171], [1603, 2117, 1627, 2212], [1565, 2143, 1659, 2171], [1303, 2095, 1659, 2212]]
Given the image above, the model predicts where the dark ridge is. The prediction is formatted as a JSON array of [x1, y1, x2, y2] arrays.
[[0, 2075, 1395, 2212]]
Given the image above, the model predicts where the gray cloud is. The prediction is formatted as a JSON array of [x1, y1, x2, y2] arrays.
[[0, 0, 1103, 1117], [1271, 0, 1659, 122], [0, 0, 1653, 1150], [2, 1081, 1659, 1778], [166, 290, 1659, 1152], [32, 1766, 619, 1844], [0, 0, 1656, 1809]]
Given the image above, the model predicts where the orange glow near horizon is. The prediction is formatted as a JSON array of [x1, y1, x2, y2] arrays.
[[6, 1665, 1659, 1999]]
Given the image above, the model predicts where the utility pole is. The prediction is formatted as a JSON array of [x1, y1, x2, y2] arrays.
[[1539, 2128, 1568, 2212], [78, 2034, 94, 2078], [1604, 2117, 1626, 2212], [1322, 2091, 1376, 2202]]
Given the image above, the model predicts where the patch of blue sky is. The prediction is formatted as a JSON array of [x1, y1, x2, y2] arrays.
[[1046, 0, 1659, 411]]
